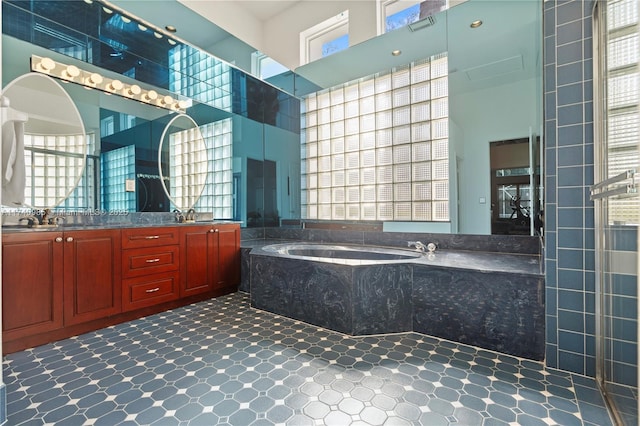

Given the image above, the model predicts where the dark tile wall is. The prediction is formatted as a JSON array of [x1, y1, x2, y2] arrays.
[[544, 0, 596, 375]]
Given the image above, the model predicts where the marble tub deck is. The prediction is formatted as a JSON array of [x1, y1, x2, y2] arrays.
[[247, 242, 544, 360]]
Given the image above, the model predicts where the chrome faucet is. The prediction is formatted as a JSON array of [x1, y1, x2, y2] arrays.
[[408, 241, 427, 253], [174, 209, 185, 223], [185, 208, 196, 222], [18, 209, 64, 227]]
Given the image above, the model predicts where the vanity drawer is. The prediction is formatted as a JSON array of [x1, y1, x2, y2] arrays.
[[121, 227, 180, 249], [122, 271, 180, 311], [123, 246, 179, 278]]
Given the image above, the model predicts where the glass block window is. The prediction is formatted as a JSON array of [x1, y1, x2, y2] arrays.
[[168, 44, 232, 112], [606, 0, 640, 224], [194, 118, 234, 219], [301, 53, 449, 221], [60, 134, 96, 210], [167, 126, 209, 211], [23, 132, 88, 209], [100, 144, 136, 212]]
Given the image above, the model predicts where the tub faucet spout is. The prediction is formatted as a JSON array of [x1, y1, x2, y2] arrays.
[[407, 241, 427, 253]]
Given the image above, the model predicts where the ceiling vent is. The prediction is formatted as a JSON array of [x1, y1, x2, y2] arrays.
[[408, 16, 436, 32]]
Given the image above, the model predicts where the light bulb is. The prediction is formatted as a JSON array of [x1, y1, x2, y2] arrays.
[[86, 72, 103, 85], [127, 85, 142, 96], [108, 80, 124, 91], [177, 100, 188, 109], [143, 90, 158, 102], [65, 65, 80, 78], [162, 95, 174, 105], [39, 57, 56, 72]]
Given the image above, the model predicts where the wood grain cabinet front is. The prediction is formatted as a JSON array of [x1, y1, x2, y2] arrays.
[[180, 223, 241, 297], [121, 227, 180, 312], [2, 232, 64, 340], [63, 229, 122, 326]]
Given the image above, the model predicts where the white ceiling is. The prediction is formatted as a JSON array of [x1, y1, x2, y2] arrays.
[[233, 0, 302, 21]]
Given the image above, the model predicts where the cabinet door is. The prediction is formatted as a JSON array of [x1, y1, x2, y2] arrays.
[[2, 232, 64, 340], [63, 229, 122, 326], [211, 225, 241, 290], [180, 226, 212, 297]]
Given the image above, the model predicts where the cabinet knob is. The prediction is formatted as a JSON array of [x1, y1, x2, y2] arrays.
[[55, 237, 63, 243], [209, 228, 219, 233], [66, 237, 74, 242]]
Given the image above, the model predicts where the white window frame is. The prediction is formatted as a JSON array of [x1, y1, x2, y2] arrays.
[[299, 10, 349, 66], [377, 0, 421, 35], [251, 51, 289, 80]]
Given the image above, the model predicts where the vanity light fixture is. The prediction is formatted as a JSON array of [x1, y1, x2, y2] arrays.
[[30, 55, 186, 112], [470, 20, 483, 28]]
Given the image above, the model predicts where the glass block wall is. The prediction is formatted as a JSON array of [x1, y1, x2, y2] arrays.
[[301, 54, 449, 221], [24, 133, 86, 208], [100, 144, 136, 212], [169, 44, 232, 113], [194, 118, 233, 219], [167, 126, 210, 211], [60, 134, 96, 209]]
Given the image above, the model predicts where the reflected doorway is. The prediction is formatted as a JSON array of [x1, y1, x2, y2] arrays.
[[490, 138, 540, 235]]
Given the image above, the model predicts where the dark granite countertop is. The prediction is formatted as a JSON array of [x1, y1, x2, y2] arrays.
[[1, 221, 241, 233], [242, 240, 542, 276]]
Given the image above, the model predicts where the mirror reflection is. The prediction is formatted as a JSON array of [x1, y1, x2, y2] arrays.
[[158, 114, 208, 212], [2, 0, 542, 235], [1, 72, 86, 209]]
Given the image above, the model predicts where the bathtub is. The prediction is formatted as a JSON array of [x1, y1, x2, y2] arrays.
[[260, 243, 423, 264], [249, 242, 545, 360]]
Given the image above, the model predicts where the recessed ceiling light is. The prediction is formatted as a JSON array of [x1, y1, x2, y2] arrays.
[[391, 50, 402, 56], [138, 24, 148, 32], [470, 20, 483, 28], [83, 0, 93, 4], [154, 32, 163, 39], [168, 39, 177, 46], [165, 25, 177, 33], [102, 6, 112, 14], [121, 16, 131, 23]]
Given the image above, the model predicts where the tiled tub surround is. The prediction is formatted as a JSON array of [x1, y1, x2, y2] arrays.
[[249, 238, 544, 361]]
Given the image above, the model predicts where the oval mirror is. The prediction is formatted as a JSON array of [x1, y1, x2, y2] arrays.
[[1, 72, 86, 209], [158, 114, 208, 211]]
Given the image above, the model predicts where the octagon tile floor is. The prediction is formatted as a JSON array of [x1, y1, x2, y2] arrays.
[[5, 292, 614, 426]]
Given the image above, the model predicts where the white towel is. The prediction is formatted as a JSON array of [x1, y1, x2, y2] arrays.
[[2, 120, 26, 206]]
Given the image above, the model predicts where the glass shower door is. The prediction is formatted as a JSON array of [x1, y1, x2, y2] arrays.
[[592, 1, 639, 424]]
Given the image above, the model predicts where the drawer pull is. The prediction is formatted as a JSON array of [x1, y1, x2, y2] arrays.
[[144, 235, 160, 239], [145, 287, 160, 293], [145, 258, 161, 263], [55, 237, 63, 242]]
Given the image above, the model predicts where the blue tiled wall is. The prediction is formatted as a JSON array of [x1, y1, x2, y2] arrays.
[[544, 0, 596, 375]]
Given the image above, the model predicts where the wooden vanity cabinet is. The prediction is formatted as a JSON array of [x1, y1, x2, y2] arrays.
[[63, 229, 122, 326], [121, 227, 180, 311], [180, 223, 240, 297], [2, 232, 64, 340]]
